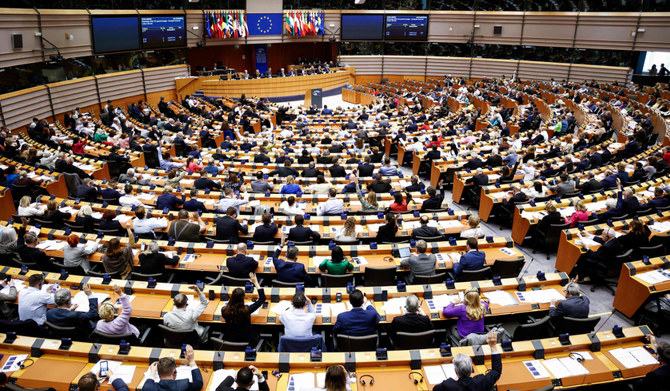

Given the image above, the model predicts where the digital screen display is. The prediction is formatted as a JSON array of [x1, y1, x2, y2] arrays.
[[141, 16, 186, 49], [341, 14, 384, 41], [91, 16, 140, 54], [385, 15, 428, 41]]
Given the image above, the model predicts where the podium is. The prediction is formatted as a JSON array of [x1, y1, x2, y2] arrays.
[[304, 88, 322, 108]]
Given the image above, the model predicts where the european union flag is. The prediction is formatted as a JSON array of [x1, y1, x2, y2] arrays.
[[247, 13, 283, 36]]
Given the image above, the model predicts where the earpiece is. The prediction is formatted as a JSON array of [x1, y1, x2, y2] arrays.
[[569, 352, 585, 363], [408, 371, 424, 384], [19, 358, 34, 369], [359, 374, 374, 386]]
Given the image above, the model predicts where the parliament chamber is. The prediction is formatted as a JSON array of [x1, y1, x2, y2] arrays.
[[0, 1, 669, 391]]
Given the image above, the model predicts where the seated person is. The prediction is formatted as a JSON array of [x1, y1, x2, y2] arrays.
[[168, 210, 207, 242], [433, 332, 501, 391], [389, 192, 408, 212], [215, 207, 248, 243], [74, 205, 100, 233], [565, 200, 589, 228], [132, 206, 167, 239], [460, 215, 484, 239], [549, 281, 590, 319], [452, 238, 486, 281], [412, 215, 441, 239], [226, 243, 259, 279], [219, 273, 266, 344], [317, 188, 344, 216], [272, 236, 313, 285], [287, 214, 321, 243], [99, 210, 124, 233], [442, 288, 488, 340], [163, 285, 209, 338], [96, 285, 140, 338], [400, 239, 437, 283], [143, 346, 203, 391], [138, 241, 179, 276], [332, 289, 380, 336], [278, 292, 316, 339], [334, 217, 358, 242], [390, 295, 433, 339], [318, 246, 353, 275], [252, 213, 278, 242], [215, 365, 269, 391], [532, 201, 564, 242], [46, 283, 98, 329]]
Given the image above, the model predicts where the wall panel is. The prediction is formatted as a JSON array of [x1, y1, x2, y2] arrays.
[[0, 87, 51, 130], [339, 55, 383, 75], [383, 56, 426, 76], [39, 9, 93, 59], [569, 64, 631, 84], [470, 58, 518, 79], [517, 60, 570, 82], [635, 13, 670, 51], [574, 13, 636, 50], [426, 56, 470, 78], [49, 78, 98, 115], [474, 12, 523, 45], [144, 65, 189, 93], [0, 9, 41, 68], [97, 71, 144, 103], [520, 12, 578, 48], [428, 12, 475, 43]]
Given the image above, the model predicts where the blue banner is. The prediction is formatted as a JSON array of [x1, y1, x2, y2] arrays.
[[254, 44, 268, 75], [247, 13, 283, 36]]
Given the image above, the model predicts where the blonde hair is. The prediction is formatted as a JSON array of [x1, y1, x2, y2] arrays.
[[343, 216, 356, 237], [286, 176, 295, 185], [464, 290, 485, 321], [19, 196, 31, 208], [78, 205, 93, 217], [545, 201, 557, 213], [98, 302, 116, 321], [467, 215, 480, 229], [366, 190, 378, 207], [575, 200, 587, 212]]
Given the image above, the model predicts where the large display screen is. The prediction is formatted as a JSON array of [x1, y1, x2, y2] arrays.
[[385, 15, 428, 41], [341, 14, 384, 41], [141, 16, 186, 49], [91, 16, 140, 54]]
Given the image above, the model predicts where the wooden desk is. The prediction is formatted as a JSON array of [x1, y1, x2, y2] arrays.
[[613, 257, 670, 318]]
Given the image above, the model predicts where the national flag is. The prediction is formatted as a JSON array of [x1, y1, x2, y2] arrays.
[[285, 12, 292, 35], [227, 11, 234, 38], [217, 12, 224, 39], [205, 12, 211, 38], [241, 11, 249, 37], [212, 12, 218, 39]]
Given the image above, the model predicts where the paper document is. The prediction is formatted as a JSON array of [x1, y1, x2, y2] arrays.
[[287, 372, 315, 391], [381, 297, 406, 315], [71, 291, 110, 312], [609, 347, 658, 368], [424, 365, 448, 384], [499, 247, 517, 256], [484, 290, 518, 306], [269, 300, 292, 316], [1, 354, 28, 372], [637, 270, 670, 285], [515, 289, 565, 304], [523, 360, 551, 379]]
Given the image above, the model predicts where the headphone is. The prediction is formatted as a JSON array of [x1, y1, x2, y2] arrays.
[[359, 374, 375, 386], [569, 352, 585, 363], [19, 358, 34, 369], [408, 371, 424, 385]]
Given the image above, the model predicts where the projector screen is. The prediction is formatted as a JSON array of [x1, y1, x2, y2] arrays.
[[141, 16, 186, 50], [642, 51, 670, 73], [341, 14, 384, 41], [385, 15, 428, 41], [91, 16, 140, 54]]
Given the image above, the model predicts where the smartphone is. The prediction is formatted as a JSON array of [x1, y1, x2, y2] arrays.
[[99, 360, 109, 377]]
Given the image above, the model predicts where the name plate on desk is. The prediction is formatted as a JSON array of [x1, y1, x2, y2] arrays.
[[264, 267, 271, 273], [308, 267, 315, 273], [431, 312, 440, 319]]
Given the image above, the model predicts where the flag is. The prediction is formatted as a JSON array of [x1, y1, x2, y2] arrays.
[[247, 13, 283, 36], [217, 12, 223, 39], [285, 12, 292, 35], [205, 12, 211, 38], [212, 12, 218, 39], [227, 11, 234, 38], [241, 11, 248, 37]]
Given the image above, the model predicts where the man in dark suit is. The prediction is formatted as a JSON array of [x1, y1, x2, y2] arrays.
[[453, 238, 486, 281], [254, 151, 271, 163], [214, 366, 269, 391], [577, 172, 602, 194], [46, 284, 98, 329], [420, 186, 445, 212], [465, 168, 489, 189], [412, 216, 442, 239], [252, 213, 278, 242], [226, 243, 259, 279], [600, 170, 619, 190], [215, 207, 248, 243], [405, 175, 425, 192], [301, 162, 322, 178], [138, 242, 180, 276], [390, 294, 433, 338], [268, 160, 299, 178], [76, 178, 101, 202], [321, 105, 333, 115], [433, 332, 501, 391], [329, 158, 346, 178], [425, 145, 441, 161], [100, 181, 122, 202], [366, 173, 392, 193], [272, 236, 313, 286], [645, 187, 670, 211], [297, 150, 313, 164], [156, 186, 183, 211], [332, 289, 380, 336], [463, 153, 484, 170], [287, 215, 320, 243], [183, 189, 207, 213], [194, 171, 221, 190], [549, 282, 590, 319], [142, 346, 203, 391], [358, 156, 375, 177], [484, 149, 503, 167]]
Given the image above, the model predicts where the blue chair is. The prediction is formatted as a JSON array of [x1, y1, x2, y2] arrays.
[[278, 333, 326, 352]]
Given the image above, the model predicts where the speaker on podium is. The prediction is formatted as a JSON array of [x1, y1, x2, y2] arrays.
[[305, 88, 322, 108]]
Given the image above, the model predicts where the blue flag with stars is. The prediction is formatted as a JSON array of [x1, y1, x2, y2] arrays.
[[247, 13, 283, 36]]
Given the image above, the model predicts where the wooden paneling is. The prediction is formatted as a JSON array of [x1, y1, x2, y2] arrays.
[[574, 13, 637, 50], [569, 63, 631, 84], [470, 58, 518, 79], [383, 56, 426, 76], [143, 65, 190, 93], [635, 13, 670, 51], [48, 78, 98, 115], [339, 55, 382, 74], [426, 56, 471, 78], [517, 60, 570, 82], [427, 12, 475, 43], [97, 71, 144, 103], [521, 12, 579, 48], [0, 9, 41, 68], [474, 12, 524, 46], [39, 9, 92, 59], [0, 86, 51, 130]]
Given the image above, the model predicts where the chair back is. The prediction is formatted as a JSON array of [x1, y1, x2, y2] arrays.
[[413, 272, 446, 285], [250, 240, 275, 245], [52, 261, 86, 276], [321, 273, 354, 288], [6, 384, 56, 391], [99, 228, 126, 237], [553, 315, 601, 335], [395, 330, 434, 350], [363, 266, 396, 286], [44, 321, 77, 339], [512, 316, 553, 341], [32, 217, 56, 229], [92, 330, 137, 345], [333, 238, 358, 245], [129, 271, 163, 281], [414, 235, 444, 242], [204, 236, 230, 244], [491, 258, 524, 279], [640, 244, 665, 258], [335, 334, 378, 352], [219, 274, 250, 286], [211, 339, 250, 351], [63, 221, 85, 231], [157, 324, 201, 348], [278, 334, 325, 352], [459, 266, 492, 282], [546, 223, 570, 249], [272, 279, 300, 287]]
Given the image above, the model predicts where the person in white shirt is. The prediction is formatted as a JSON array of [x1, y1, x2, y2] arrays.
[[17, 196, 44, 217], [163, 285, 209, 338], [279, 127, 294, 139], [405, 137, 424, 152], [460, 215, 484, 239], [279, 292, 316, 338], [279, 196, 304, 216], [119, 185, 146, 209], [216, 187, 249, 214], [526, 181, 546, 199], [317, 188, 344, 216], [132, 206, 167, 237], [519, 160, 536, 181], [18, 274, 56, 326]]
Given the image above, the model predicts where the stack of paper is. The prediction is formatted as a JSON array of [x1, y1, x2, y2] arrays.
[[427, 293, 462, 312], [314, 303, 330, 317], [543, 357, 589, 378], [36, 240, 67, 251], [440, 220, 465, 229], [424, 364, 458, 384], [523, 360, 551, 379], [208, 369, 259, 391], [269, 300, 293, 316], [381, 297, 407, 315], [71, 291, 110, 312], [514, 289, 565, 304], [366, 223, 382, 233], [499, 247, 517, 256], [649, 221, 670, 233], [137, 193, 155, 201], [287, 372, 316, 391], [637, 270, 670, 285], [0, 279, 26, 296], [484, 290, 518, 306], [181, 254, 197, 263], [609, 347, 659, 368], [115, 214, 132, 223], [311, 256, 329, 268], [329, 302, 352, 318]]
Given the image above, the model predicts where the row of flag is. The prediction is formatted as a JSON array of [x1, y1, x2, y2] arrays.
[[205, 11, 249, 39], [285, 10, 325, 36]]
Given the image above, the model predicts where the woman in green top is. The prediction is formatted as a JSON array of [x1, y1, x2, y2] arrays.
[[94, 128, 109, 143], [355, 179, 379, 213], [318, 246, 353, 275]]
